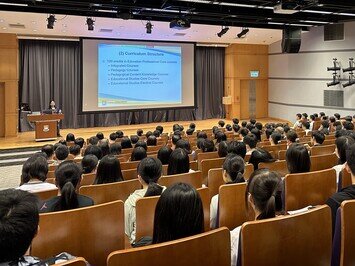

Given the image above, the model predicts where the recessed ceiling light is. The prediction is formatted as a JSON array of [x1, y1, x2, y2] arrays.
[[2, 27, 6, 30]]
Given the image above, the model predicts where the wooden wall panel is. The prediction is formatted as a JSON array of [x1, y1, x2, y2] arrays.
[[224, 44, 269, 120], [0, 33, 18, 137]]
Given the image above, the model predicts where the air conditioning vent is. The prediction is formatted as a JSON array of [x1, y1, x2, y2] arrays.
[[324, 90, 344, 107], [9, 23, 25, 29], [99, 28, 113, 33], [324, 23, 344, 41]]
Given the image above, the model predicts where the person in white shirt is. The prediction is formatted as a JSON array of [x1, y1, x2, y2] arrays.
[[17, 154, 57, 193], [230, 169, 283, 266], [243, 134, 258, 156], [210, 154, 246, 229], [293, 113, 302, 129], [333, 136, 355, 184], [309, 114, 316, 132]]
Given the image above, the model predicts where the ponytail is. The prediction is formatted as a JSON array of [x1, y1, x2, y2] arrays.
[[144, 182, 163, 197], [54, 181, 79, 211], [257, 194, 276, 220]]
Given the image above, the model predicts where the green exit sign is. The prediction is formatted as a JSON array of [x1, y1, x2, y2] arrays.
[[250, 71, 259, 78]]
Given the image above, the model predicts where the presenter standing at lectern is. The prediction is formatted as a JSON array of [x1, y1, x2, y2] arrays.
[[48, 100, 62, 137]]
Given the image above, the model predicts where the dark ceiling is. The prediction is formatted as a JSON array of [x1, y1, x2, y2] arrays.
[[1, 0, 355, 30]]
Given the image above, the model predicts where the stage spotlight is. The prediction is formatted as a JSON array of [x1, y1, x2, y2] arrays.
[[217, 26, 229, 38], [86, 17, 95, 31], [237, 27, 249, 38], [146, 21, 153, 34], [47, 14, 56, 29]]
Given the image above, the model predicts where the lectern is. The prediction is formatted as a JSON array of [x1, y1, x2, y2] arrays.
[[27, 114, 64, 141]]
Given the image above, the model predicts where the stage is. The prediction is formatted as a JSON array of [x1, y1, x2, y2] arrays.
[[0, 118, 290, 150]]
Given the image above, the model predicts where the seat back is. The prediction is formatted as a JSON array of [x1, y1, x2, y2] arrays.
[[56, 258, 87, 266], [310, 144, 336, 156], [136, 187, 211, 241], [310, 153, 338, 172], [218, 183, 247, 230], [341, 200, 355, 266], [122, 168, 138, 181], [32, 189, 58, 201], [159, 171, 203, 189], [341, 168, 352, 190], [240, 206, 331, 266], [284, 168, 336, 211], [278, 150, 287, 160], [79, 179, 141, 204], [201, 157, 225, 185], [197, 152, 219, 168], [323, 139, 336, 145], [31, 201, 125, 266], [261, 144, 287, 159], [120, 160, 140, 170], [108, 228, 230, 266], [80, 173, 95, 187], [258, 160, 289, 177]]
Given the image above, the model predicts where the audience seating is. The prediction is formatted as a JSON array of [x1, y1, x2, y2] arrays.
[[80, 173, 95, 187], [121, 148, 134, 154], [239, 206, 331, 266], [159, 171, 203, 189], [310, 153, 338, 172], [107, 228, 230, 266], [278, 150, 287, 160], [310, 144, 336, 156], [46, 178, 55, 184], [56, 258, 87, 266], [79, 179, 142, 204], [162, 161, 198, 176], [122, 168, 138, 181], [33, 188, 58, 201], [259, 160, 289, 177], [323, 139, 336, 145], [340, 168, 352, 190], [244, 154, 251, 162], [284, 168, 336, 211], [207, 164, 254, 198], [339, 200, 355, 266], [117, 153, 130, 162], [218, 182, 247, 230], [135, 187, 211, 241], [261, 144, 287, 159], [120, 160, 140, 170], [31, 201, 125, 266], [197, 152, 219, 168], [47, 170, 55, 179], [201, 157, 225, 185]]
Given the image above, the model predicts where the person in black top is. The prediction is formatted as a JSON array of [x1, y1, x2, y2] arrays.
[[326, 144, 355, 233], [40, 161, 94, 213]]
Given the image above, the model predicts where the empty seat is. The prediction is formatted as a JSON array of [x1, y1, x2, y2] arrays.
[[108, 228, 230, 266], [240, 206, 331, 266], [32, 188, 58, 201], [79, 179, 142, 204], [310, 144, 336, 156], [259, 160, 288, 177], [31, 201, 125, 266], [284, 168, 336, 211], [159, 171, 203, 189], [310, 153, 338, 172]]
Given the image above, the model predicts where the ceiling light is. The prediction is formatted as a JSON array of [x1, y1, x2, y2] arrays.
[[237, 27, 249, 38], [146, 21, 153, 34], [86, 17, 95, 31], [47, 14, 56, 29], [217, 26, 229, 37]]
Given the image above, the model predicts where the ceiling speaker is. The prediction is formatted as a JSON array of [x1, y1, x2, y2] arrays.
[[282, 26, 302, 53]]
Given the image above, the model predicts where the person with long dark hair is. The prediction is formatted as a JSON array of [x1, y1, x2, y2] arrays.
[[286, 143, 311, 174], [333, 136, 355, 182], [210, 154, 245, 229], [167, 148, 191, 175], [40, 161, 93, 213], [248, 148, 276, 170], [81, 154, 98, 174], [231, 169, 283, 265], [125, 157, 164, 245], [94, 155, 123, 184], [157, 146, 172, 165]]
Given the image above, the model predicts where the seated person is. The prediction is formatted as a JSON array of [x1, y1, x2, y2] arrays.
[[96, 132, 104, 140], [17, 154, 56, 193], [171, 134, 182, 150], [326, 144, 355, 233], [136, 129, 143, 137], [186, 128, 194, 135], [227, 141, 247, 159], [333, 136, 355, 183], [218, 141, 228, 158], [147, 135, 157, 146], [66, 133, 75, 142], [231, 169, 283, 265], [40, 161, 94, 213], [293, 113, 302, 129], [201, 139, 216, 153], [302, 121, 311, 136], [130, 135, 139, 145], [53, 144, 69, 165], [121, 137, 132, 149], [156, 125, 164, 135], [116, 130, 124, 139], [269, 132, 282, 146], [311, 131, 325, 146], [197, 131, 207, 139], [249, 148, 276, 170], [218, 120, 225, 128], [109, 143, 122, 156], [210, 155, 245, 229], [286, 144, 311, 174], [135, 140, 148, 151], [94, 155, 124, 184], [243, 134, 258, 155], [176, 139, 192, 154], [109, 132, 118, 144], [157, 146, 172, 165], [167, 148, 192, 175], [69, 144, 81, 159], [0, 189, 76, 265], [84, 145, 103, 160], [88, 136, 99, 146], [130, 147, 147, 162], [125, 158, 164, 244], [240, 128, 249, 138], [215, 131, 227, 147], [319, 120, 330, 135], [81, 154, 98, 175], [189, 123, 196, 130], [41, 144, 55, 164], [226, 124, 233, 132], [153, 130, 161, 138], [98, 140, 110, 157], [286, 131, 298, 147]]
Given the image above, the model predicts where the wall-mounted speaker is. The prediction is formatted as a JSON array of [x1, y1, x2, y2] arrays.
[[281, 26, 302, 53]]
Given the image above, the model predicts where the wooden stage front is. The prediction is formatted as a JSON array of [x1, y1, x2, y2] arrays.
[[0, 118, 290, 150]]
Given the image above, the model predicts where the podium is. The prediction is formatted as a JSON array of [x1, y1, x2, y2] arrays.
[[27, 114, 64, 141]]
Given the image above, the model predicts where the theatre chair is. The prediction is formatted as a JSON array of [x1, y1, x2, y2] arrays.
[[260, 144, 287, 159], [201, 157, 225, 185], [122, 168, 138, 181], [239, 206, 331, 266], [325, 134, 336, 140], [56, 258, 87, 266], [197, 151, 219, 169], [284, 168, 336, 211], [108, 228, 230, 266], [218, 183, 247, 230], [207, 164, 253, 199], [31, 201, 125, 266], [47, 170, 56, 179], [32, 188, 58, 201], [159, 171, 203, 189], [244, 154, 251, 162], [147, 145, 164, 153], [120, 160, 140, 170], [310, 144, 336, 156], [310, 153, 338, 172], [299, 136, 311, 143], [136, 187, 211, 241], [338, 168, 352, 191], [80, 173, 95, 187], [117, 153, 130, 162], [79, 179, 141, 204], [278, 150, 287, 160], [297, 131, 306, 138], [259, 160, 289, 177], [121, 148, 134, 154], [323, 139, 336, 145]]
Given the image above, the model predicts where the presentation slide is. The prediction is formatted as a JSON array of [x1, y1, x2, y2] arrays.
[[81, 39, 195, 113]]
